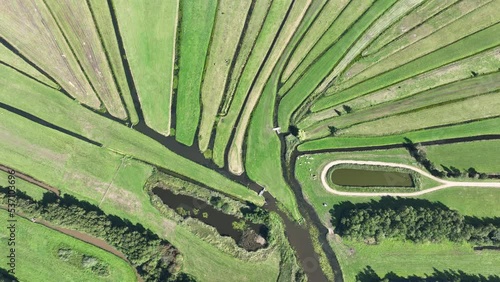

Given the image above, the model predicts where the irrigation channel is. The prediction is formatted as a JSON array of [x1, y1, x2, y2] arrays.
[[4, 3, 500, 280]]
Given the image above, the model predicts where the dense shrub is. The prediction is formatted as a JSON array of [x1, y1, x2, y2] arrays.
[[0, 188, 180, 282], [332, 197, 500, 245]]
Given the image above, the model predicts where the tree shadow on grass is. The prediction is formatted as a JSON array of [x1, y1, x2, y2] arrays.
[[356, 266, 500, 282]]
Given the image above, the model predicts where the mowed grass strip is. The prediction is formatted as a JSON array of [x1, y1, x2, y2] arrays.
[[344, 90, 500, 137], [295, 152, 500, 282], [278, 0, 373, 96], [298, 117, 500, 152], [313, 22, 500, 112], [228, 0, 312, 175], [246, 73, 301, 221], [218, 0, 272, 116], [0, 170, 46, 201], [361, 0, 459, 57], [0, 43, 58, 89], [0, 210, 136, 282], [280, 0, 349, 83], [0, 64, 263, 205], [113, 0, 178, 135], [87, 0, 139, 125], [212, 0, 292, 167], [197, 0, 252, 152], [44, 0, 127, 119], [314, 0, 424, 94], [277, 0, 398, 130], [302, 71, 500, 136], [334, 0, 497, 91], [303, 47, 500, 126], [423, 140, 500, 173], [175, 0, 217, 146], [0, 0, 100, 108], [0, 108, 280, 282]]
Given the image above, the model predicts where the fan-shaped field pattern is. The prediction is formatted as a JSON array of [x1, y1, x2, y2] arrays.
[[1, 1, 500, 281]]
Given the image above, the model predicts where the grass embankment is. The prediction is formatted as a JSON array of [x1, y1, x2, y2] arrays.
[[44, 0, 127, 119], [0, 43, 57, 88], [0, 108, 280, 281], [0, 64, 262, 205], [175, 0, 217, 146], [337, 0, 494, 88], [0, 171, 46, 201], [228, 0, 311, 175], [338, 0, 496, 88], [218, 0, 272, 117], [313, 22, 500, 112], [211, 0, 291, 167], [278, 0, 374, 96], [280, 0, 349, 83], [277, 0, 398, 130], [314, 0, 425, 93], [295, 150, 500, 281], [301, 71, 500, 137], [302, 47, 500, 130], [361, 0, 459, 57], [0, 210, 135, 282], [298, 116, 500, 152], [87, 0, 139, 124], [345, 90, 500, 136], [112, 0, 178, 135], [197, 0, 252, 152], [0, 0, 100, 107], [246, 74, 301, 221]]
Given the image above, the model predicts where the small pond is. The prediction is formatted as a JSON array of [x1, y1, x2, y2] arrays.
[[152, 187, 267, 250], [330, 168, 414, 187]]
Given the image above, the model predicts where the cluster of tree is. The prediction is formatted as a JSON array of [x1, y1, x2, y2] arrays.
[[332, 197, 500, 245], [0, 188, 181, 282], [403, 138, 489, 179], [0, 268, 16, 282], [356, 266, 500, 282]]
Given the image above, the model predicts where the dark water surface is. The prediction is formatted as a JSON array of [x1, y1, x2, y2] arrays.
[[152, 187, 265, 243], [330, 168, 414, 187]]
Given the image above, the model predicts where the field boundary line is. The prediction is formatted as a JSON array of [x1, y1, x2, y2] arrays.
[[98, 157, 125, 207]]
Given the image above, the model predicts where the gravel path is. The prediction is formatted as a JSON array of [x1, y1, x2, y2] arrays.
[[320, 160, 500, 197]]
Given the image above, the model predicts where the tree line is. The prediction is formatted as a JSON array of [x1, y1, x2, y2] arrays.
[[0, 188, 186, 282], [356, 266, 500, 282], [331, 197, 500, 245], [403, 138, 490, 179]]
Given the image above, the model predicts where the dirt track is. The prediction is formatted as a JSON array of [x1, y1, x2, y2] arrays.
[[320, 160, 500, 197]]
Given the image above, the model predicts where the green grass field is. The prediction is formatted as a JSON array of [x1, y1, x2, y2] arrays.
[[1, 0, 101, 108], [197, 0, 252, 152], [295, 150, 500, 281], [337, 0, 497, 90], [113, 0, 178, 135], [0, 210, 136, 282], [313, 23, 500, 112], [45, 0, 127, 119], [301, 71, 500, 136], [0, 44, 57, 89], [2, 1, 500, 281], [0, 171, 46, 201], [212, 0, 291, 167], [175, 0, 217, 146], [423, 140, 500, 173], [87, 0, 139, 125], [278, 0, 398, 129]]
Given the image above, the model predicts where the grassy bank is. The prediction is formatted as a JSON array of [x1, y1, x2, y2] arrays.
[[0, 210, 136, 282]]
